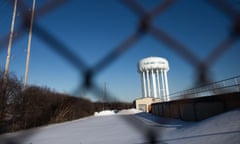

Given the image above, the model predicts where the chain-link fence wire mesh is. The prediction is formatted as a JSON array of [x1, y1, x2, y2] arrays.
[[0, 0, 240, 143]]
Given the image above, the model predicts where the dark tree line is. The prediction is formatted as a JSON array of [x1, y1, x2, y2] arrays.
[[0, 70, 132, 134]]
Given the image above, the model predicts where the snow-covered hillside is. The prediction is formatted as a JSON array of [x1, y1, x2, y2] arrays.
[[0, 109, 239, 144]]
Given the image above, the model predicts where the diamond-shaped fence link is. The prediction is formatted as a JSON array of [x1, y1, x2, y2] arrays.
[[0, 0, 240, 143]]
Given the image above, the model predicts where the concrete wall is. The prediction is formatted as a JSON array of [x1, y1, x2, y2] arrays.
[[151, 92, 240, 121]]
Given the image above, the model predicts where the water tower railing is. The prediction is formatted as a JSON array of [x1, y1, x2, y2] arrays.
[[169, 76, 240, 101]]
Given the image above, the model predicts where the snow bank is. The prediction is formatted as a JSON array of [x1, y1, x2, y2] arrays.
[[117, 108, 142, 115], [166, 109, 240, 144], [94, 110, 116, 116], [183, 108, 240, 134], [94, 109, 142, 116]]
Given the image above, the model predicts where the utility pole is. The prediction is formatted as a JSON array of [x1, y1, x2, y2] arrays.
[[2, 0, 18, 92], [1, 0, 18, 121], [24, 0, 36, 90]]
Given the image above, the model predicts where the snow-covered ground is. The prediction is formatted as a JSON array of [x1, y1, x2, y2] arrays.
[[0, 108, 239, 144]]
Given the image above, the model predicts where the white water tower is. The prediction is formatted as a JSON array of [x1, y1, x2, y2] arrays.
[[138, 56, 170, 101]]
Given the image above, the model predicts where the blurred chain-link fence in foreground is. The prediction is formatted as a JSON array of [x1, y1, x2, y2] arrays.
[[1, 0, 240, 143]]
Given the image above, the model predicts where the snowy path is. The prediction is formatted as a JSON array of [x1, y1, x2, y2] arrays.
[[0, 109, 240, 144]]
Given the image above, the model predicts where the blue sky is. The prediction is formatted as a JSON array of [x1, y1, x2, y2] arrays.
[[1, 0, 240, 102]]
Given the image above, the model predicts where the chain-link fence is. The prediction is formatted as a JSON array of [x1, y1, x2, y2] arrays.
[[1, 0, 240, 143]]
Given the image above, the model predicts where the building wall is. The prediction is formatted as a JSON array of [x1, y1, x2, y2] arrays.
[[151, 92, 240, 121], [135, 97, 161, 112]]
